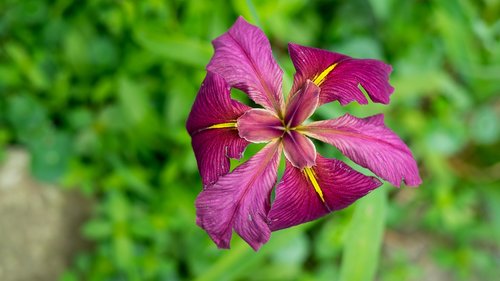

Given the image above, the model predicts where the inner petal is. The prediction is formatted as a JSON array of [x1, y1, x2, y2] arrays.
[[282, 130, 316, 169], [284, 80, 320, 128], [237, 109, 284, 143]]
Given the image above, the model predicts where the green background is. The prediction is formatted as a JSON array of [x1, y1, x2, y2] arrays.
[[1, 0, 499, 280]]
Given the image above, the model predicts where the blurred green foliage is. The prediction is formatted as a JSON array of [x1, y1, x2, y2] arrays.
[[1, 0, 499, 280]]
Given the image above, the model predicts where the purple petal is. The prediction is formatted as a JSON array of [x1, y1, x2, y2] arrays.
[[268, 155, 381, 231], [190, 130, 249, 187], [237, 109, 284, 143], [186, 72, 251, 185], [301, 114, 422, 187], [282, 130, 316, 169], [288, 43, 394, 106], [284, 80, 320, 128], [207, 16, 284, 114], [196, 141, 282, 250], [186, 72, 251, 135]]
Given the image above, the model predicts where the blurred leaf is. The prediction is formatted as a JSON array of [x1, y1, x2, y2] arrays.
[[108, 191, 129, 223], [83, 219, 112, 240], [334, 37, 383, 59], [368, 0, 393, 21], [339, 187, 387, 281], [433, 1, 480, 79], [425, 123, 467, 156], [5, 95, 48, 141], [133, 24, 212, 67], [469, 105, 500, 144], [4, 42, 48, 89], [114, 234, 134, 271], [58, 271, 78, 281], [30, 130, 71, 182], [118, 76, 149, 125], [195, 224, 313, 281]]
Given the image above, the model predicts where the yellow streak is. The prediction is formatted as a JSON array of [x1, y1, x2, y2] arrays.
[[312, 63, 338, 86], [304, 167, 325, 202], [207, 122, 237, 129]]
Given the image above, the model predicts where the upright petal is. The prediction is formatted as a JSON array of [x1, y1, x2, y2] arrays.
[[237, 109, 283, 143], [284, 80, 320, 128], [268, 155, 381, 231], [288, 43, 394, 106], [282, 130, 316, 169], [300, 114, 422, 187], [196, 141, 282, 250], [207, 16, 284, 114], [186, 72, 251, 185]]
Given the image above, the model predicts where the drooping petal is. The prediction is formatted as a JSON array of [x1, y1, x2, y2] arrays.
[[207, 16, 284, 114], [288, 43, 394, 106], [284, 80, 320, 128], [282, 130, 316, 169], [237, 109, 283, 143], [300, 114, 422, 187], [186, 72, 251, 185], [196, 141, 282, 250], [190, 131, 249, 187], [268, 155, 381, 231]]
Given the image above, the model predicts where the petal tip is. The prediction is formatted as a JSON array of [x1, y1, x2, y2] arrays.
[[288, 42, 300, 52], [246, 236, 268, 251], [371, 176, 383, 188], [236, 15, 248, 23], [215, 240, 231, 249], [404, 176, 423, 188]]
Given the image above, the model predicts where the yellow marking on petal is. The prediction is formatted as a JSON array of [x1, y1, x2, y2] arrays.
[[208, 122, 237, 129], [312, 63, 338, 86], [304, 167, 325, 203]]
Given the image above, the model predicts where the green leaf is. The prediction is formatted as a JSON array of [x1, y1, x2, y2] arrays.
[[82, 219, 112, 240], [339, 187, 388, 281], [133, 25, 211, 68], [58, 270, 78, 281], [114, 234, 134, 271], [118, 76, 149, 125], [368, 0, 393, 20], [470, 105, 500, 144], [30, 131, 72, 182], [195, 224, 313, 281]]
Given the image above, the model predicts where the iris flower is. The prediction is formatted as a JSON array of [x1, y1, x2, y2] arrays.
[[187, 17, 421, 250]]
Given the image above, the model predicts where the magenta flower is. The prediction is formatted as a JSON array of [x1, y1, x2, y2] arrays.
[[186, 17, 421, 250]]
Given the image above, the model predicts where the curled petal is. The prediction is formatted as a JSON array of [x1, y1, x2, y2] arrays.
[[268, 155, 381, 231], [301, 114, 422, 187], [288, 43, 394, 106], [237, 109, 283, 143], [284, 80, 320, 128], [186, 72, 251, 185], [196, 141, 282, 250], [282, 131, 316, 169], [207, 16, 284, 114]]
